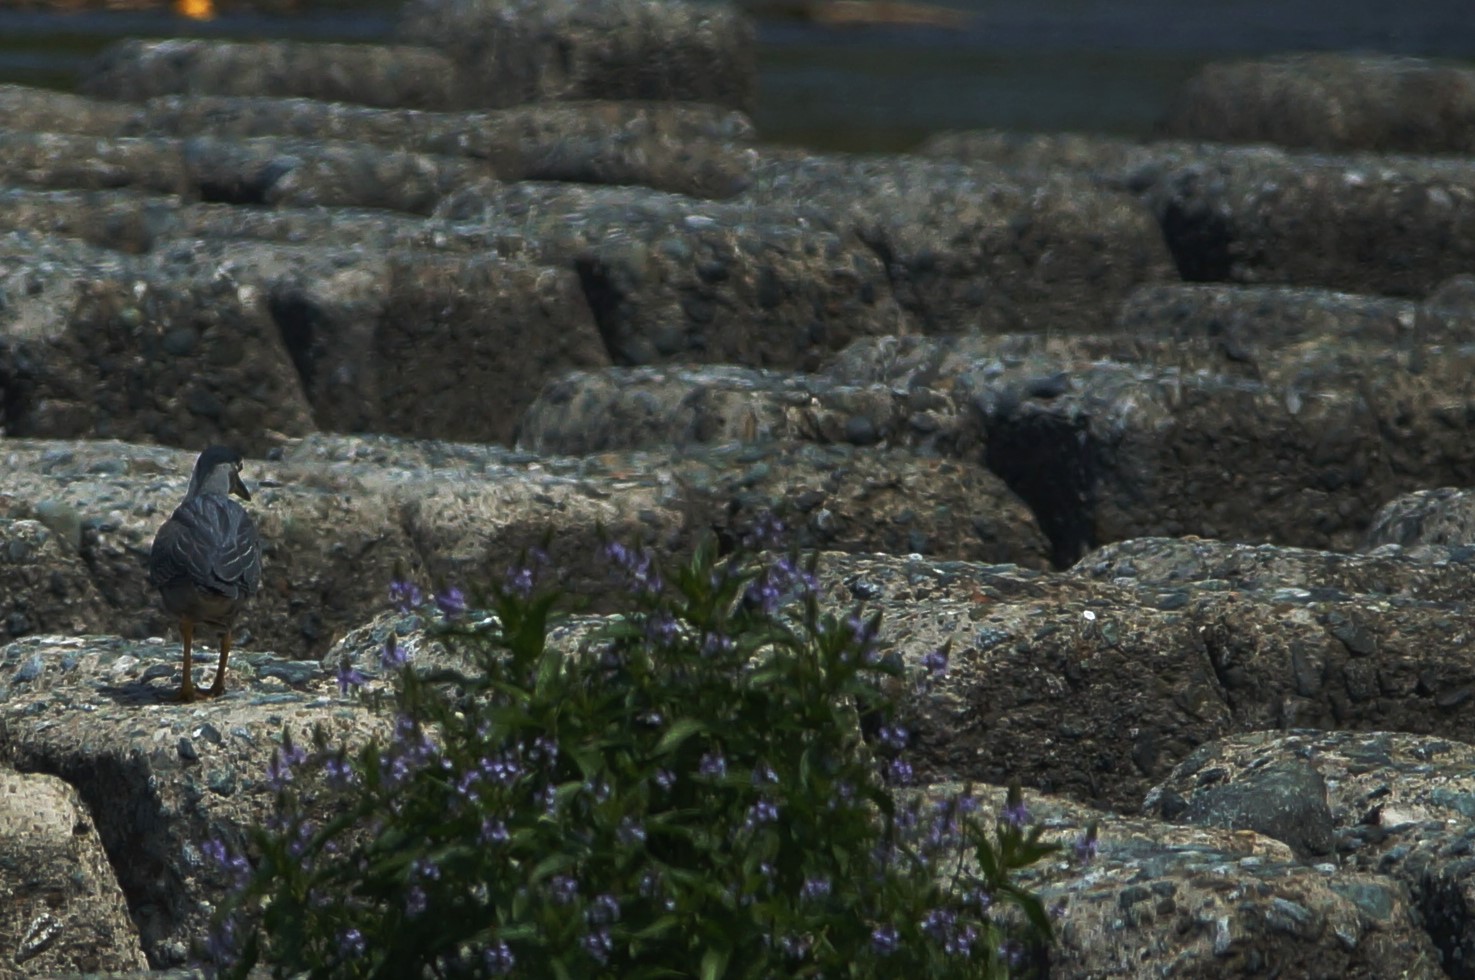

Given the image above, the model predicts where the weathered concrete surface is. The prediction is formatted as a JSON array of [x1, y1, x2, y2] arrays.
[[0, 625, 1452, 977], [0, 436, 1051, 659], [0, 231, 612, 449], [517, 364, 973, 459], [1160, 54, 1475, 155], [1074, 535, 1475, 606], [438, 180, 909, 369], [811, 547, 1475, 812], [743, 150, 1177, 336], [0, 234, 315, 453], [400, 0, 756, 114], [0, 82, 134, 136], [0, 131, 190, 197], [0, 87, 758, 201], [1117, 283, 1438, 351], [132, 96, 758, 199], [825, 333, 1475, 564], [921, 129, 1475, 298], [1146, 730, 1475, 977], [0, 768, 149, 975], [83, 39, 464, 110], [0, 634, 391, 968], [1364, 487, 1475, 550]]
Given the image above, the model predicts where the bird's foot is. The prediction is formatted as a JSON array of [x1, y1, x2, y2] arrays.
[[174, 685, 204, 704], [205, 681, 227, 698]]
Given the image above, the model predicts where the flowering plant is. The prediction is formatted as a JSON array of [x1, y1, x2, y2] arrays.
[[210, 533, 1073, 977]]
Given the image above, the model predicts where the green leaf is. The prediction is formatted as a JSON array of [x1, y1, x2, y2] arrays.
[[700, 945, 731, 980], [655, 718, 707, 755]]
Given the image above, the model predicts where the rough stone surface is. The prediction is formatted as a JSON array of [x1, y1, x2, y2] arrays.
[[3, 537, 1475, 974], [0, 517, 113, 648], [517, 363, 974, 459], [922, 130, 1475, 298], [1364, 487, 1475, 550], [824, 333, 1475, 564], [1141, 146, 1475, 297], [179, 135, 478, 214], [809, 547, 1475, 811], [0, 82, 135, 136], [0, 131, 189, 197], [1146, 730, 1475, 976], [83, 40, 463, 110], [0, 634, 392, 968], [374, 252, 609, 445], [131, 95, 757, 200], [0, 234, 315, 452], [0, 768, 149, 974], [1160, 54, 1475, 155], [744, 150, 1177, 336], [399, 0, 756, 114], [0, 436, 1052, 661], [1115, 283, 1469, 352], [438, 180, 909, 370], [1074, 535, 1475, 606]]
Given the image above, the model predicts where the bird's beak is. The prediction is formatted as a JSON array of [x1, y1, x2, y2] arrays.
[[229, 468, 252, 501]]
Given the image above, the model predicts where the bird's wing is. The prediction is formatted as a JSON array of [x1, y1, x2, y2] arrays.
[[149, 497, 262, 599]]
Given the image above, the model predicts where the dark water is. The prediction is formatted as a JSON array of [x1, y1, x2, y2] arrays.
[[2, 0, 1474, 152]]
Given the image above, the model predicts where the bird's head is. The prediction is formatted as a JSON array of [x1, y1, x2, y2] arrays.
[[188, 445, 251, 501]]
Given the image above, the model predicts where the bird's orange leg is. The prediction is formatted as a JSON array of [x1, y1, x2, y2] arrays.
[[207, 629, 231, 697], [176, 620, 201, 703]]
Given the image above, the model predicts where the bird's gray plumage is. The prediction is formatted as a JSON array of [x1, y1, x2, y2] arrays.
[[150, 446, 261, 700], [149, 495, 261, 610]]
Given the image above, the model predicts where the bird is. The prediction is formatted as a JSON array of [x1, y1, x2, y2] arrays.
[[149, 446, 262, 702]]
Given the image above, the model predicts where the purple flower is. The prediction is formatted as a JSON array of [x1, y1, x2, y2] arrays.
[[1074, 826, 1099, 864], [379, 634, 408, 670], [201, 837, 251, 885], [549, 874, 579, 905], [744, 798, 779, 829], [324, 755, 356, 788], [587, 893, 621, 924], [530, 736, 559, 765], [505, 564, 535, 598], [605, 541, 662, 595], [921, 646, 949, 676], [752, 761, 778, 786], [338, 928, 366, 958], [483, 940, 515, 975], [871, 924, 899, 956], [1003, 797, 1030, 829], [780, 933, 812, 960], [480, 818, 509, 845], [617, 816, 646, 845], [886, 757, 914, 786], [801, 876, 831, 901], [435, 587, 468, 619], [335, 659, 366, 695], [406, 885, 428, 917], [946, 923, 979, 957], [266, 742, 309, 791], [389, 580, 423, 613], [654, 768, 675, 790], [205, 914, 238, 963], [582, 928, 613, 964], [922, 907, 956, 942], [698, 752, 727, 779], [700, 632, 735, 658], [878, 724, 909, 751], [483, 753, 522, 786]]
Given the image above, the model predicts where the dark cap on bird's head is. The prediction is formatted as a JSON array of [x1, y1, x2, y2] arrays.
[[188, 445, 251, 501]]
